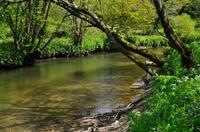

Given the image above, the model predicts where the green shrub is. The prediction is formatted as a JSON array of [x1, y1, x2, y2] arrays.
[[161, 48, 187, 76], [172, 13, 196, 36], [0, 41, 25, 65], [129, 74, 200, 132]]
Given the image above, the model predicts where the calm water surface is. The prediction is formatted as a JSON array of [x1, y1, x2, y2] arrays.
[[0, 53, 144, 131]]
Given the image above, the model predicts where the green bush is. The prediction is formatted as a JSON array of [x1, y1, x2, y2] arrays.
[[129, 74, 200, 132], [161, 48, 188, 76], [172, 13, 196, 36], [0, 41, 25, 66]]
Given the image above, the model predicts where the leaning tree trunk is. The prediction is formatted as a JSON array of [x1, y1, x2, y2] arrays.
[[153, 0, 194, 68], [51, 0, 165, 67]]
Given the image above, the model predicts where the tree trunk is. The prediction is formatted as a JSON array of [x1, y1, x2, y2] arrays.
[[73, 19, 84, 46], [69, 0, 85, 46], [22, 50, 41, 66], [153, 0, 194, 68]]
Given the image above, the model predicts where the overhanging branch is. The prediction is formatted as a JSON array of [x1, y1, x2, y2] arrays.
[[51, 0, 165, 67]]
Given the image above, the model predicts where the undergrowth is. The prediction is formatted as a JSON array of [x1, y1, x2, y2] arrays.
[[129, 42, 200, 132]]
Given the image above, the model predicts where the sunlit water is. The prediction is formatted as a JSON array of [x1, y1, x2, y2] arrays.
[[0, 53, 144, 131]]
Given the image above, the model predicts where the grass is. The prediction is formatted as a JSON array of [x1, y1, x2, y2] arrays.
[[127, 34, 200, 47], [42, 33, 107, 58]]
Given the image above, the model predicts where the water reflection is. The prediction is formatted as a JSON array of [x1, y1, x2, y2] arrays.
[[0, 53, 144, 131]]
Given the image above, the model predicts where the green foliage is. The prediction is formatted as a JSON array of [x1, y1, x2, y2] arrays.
[[164, 0, 192, 16], [161, 48, 186, 76], [129, 43, 200, 131], [68, 34, 107, 56], [127, 34, 200, 47], [0, 41, 25, 65], [127, 35, 169, 47], [180, 34, 200, 44], [42, 38, 71, 58], [0, 34, 107, 65], [183, 0, 200, 27], [83, 34, 107, 51], [0, 24, 11, 40], [172, 13, 196, 35], [129, 72, 200, 132], [189, 41, 200, 64], [42, 35, 107, 58], [91, 0, 156, 35], [159, 41, 200, 76]]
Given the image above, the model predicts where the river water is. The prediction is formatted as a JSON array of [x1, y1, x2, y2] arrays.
[[0, 53, 144, 131]]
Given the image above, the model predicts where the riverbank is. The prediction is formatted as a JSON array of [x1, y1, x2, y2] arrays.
[[70, 67, 200, 132], [0, 50, 117, 70], [128, 44, 200, 131], [69, 74, 152, 132], [0, 34, 110, 69], [0, 52, 144, 132], [69, 42, 200, 131]]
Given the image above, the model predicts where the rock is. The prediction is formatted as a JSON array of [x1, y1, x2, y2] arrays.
[[87, 127, 94, 132], [143, 74, 152, 85], [145, 60, 154, 65], [80, 119, 100, 127], [112, 120, 120, 128], [130, 79, 145, 89]]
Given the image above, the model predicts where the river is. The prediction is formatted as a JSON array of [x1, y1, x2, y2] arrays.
[[0, 52, 144, 131]]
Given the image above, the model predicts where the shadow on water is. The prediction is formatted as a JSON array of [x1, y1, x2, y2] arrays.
[[0, 53, 144, 131]]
